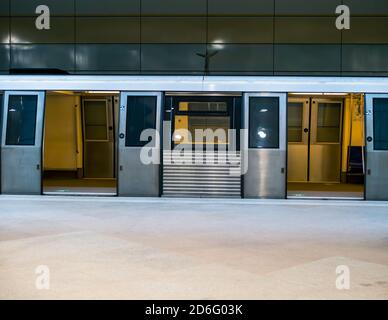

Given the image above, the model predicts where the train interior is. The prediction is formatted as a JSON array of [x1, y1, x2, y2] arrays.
[[42, 91, 119, 195], [287, 93, 365, 199]]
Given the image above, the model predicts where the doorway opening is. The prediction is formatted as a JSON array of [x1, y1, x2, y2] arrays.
[[163, 94, 242, 198], [42, 91, 119, 195], [287, 93, 365, 199]]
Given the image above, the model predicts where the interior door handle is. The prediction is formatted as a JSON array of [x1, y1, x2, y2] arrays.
[[37, 164, 40, 170], [303, 128, 309, 133]]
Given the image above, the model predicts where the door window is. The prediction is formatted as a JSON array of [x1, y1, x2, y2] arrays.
[[5, 95, 38, 146], [125, 96, 157, 147], [84, 100, 108, 141], [249, 97, 279, 149], [288, 102, 304, 143], [316, 102, 341, 143], [373, 98, 388, 150]]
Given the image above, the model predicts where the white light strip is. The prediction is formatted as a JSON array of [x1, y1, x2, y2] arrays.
[[86, 91, 120, 94], [290, 92, 349, 96], [0, 75, 388, 93]]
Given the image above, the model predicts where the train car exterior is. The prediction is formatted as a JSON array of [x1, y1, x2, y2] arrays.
[[0, 1, 388, 200]]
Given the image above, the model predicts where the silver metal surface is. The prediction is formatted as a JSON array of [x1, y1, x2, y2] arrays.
[[1, 91, 45, 194], [309, 99, 343, 183], [82, 98, 114, 178], [244, 149, 286, 199], [1, 75, 388, 93], [365, 94, 388, 200], [162, 151, 241, 198], [287, 98, 309, 182], [118, 91, 161, 197], [243, 93, 287, 199]]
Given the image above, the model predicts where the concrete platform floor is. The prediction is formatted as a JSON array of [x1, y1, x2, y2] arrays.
[[0, 195, 387, 300]]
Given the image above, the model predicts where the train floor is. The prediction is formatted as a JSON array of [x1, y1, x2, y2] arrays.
[[287, 182, 364, 199], [43, 178, 117, 196]]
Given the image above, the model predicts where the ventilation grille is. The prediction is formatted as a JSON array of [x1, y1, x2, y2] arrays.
[[162, 151, 242, 198]]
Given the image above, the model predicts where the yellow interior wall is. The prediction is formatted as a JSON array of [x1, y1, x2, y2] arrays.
[[43, 95, 82, 171], [341, 94, 365, 172]]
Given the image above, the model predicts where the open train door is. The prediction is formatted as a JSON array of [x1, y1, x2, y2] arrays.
[[118, 92, 162, 196], [1, 91, 45, 194], [365, 94, 388, 200], [243, 93, 287, 198]]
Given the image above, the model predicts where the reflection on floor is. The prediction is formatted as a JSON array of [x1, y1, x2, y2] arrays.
[[288, 182, 364, 199], [43, 178, 117, 196]]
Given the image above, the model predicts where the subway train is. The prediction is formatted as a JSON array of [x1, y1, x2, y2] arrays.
[[0, 75, 387, 200], [1, 1, 388, 200]]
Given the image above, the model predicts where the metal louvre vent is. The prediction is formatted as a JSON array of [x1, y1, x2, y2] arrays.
[[162, 151, 242, 198]]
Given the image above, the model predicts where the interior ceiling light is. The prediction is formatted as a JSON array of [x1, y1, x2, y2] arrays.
[[290, 92, 348, 96], [86, 91, 120, 94]]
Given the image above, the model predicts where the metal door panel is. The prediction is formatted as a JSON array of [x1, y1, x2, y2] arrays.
[[243, 93, 287, 199], [118, 92, 161, 197], [245, 149, 286, 198], [309, 143, 341, 182], [287, 98, 309, 182], [1, 91, 45, 194], [365, 94, 388, 200], [309, 99, 342, 183], [288, 144, 309, 182]]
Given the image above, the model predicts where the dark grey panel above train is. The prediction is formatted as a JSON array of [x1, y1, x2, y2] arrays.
[[275, 17, 340, 44], [1, 0, 388, 75], [275, 0, 340, 15], [343, 18, 388, 43], [11, 17, 75, 43], [342, 45, 388, 72], [141, 17, 206, 43], [141, 0, 206, 16], [11, 44, 74, 71], [275, 45, 341, 72], [141, 44, 206, 72], [76, 44, 140, 71], [208, 0, 274, 16], [76, 0, 140, 16], [208, 44, 273, 72], [76, 17, 140, 43], [343, 0, 388, 15], [0, 0, 9, 16], [0, 18, 9, 43], [11, 0, 74, 16], [208, 17, 273, 44], [0, 45, 10, 70]]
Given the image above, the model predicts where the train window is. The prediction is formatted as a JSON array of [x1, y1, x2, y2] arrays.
[[5, 95, 38, 146], [373, 98, 388, 150], [249, 97, 279, 149], [288, 102, 304, 143], [125, 96, 157, 147], [316, 102, 342, 143], [83, 100, 108, 141]]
